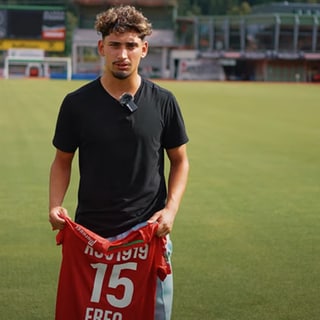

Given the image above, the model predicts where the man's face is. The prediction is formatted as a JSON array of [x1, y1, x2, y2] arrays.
[[98, 31, 148, 80]]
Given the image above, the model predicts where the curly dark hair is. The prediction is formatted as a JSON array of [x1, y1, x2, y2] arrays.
[[95, 5, 152, 39]]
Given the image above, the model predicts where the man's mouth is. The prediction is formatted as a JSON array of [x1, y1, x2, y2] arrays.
[[114, 62, 130, 70]]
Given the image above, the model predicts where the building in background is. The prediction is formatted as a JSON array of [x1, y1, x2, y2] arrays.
[[0, 1, 319, 82], [175, 3, 320, 82]]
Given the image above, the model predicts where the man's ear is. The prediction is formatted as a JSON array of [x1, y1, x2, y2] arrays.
[[97, 39, 105, 56], [141, 41, 148, 58]]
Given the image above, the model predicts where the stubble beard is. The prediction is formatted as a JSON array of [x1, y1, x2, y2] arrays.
[[111, 61, 133, 80], [111, 71, 131, 80]]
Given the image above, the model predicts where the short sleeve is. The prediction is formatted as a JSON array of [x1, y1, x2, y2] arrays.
[[161, 94, 189, 149], [52, 95, 79, 153]]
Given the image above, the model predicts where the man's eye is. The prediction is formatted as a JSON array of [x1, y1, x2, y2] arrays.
[[110, 43, 121, 48], [126, 43, 138, 50]]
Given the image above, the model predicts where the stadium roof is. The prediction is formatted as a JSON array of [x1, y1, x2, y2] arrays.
[[251, 2, 320, 15]]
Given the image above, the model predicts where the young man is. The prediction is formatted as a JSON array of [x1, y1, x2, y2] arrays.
[[49, 5, 189, 319]]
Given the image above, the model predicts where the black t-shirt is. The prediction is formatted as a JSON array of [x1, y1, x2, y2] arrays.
[[53, 77, 188, 237]]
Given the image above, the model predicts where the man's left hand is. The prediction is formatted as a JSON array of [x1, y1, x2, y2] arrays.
[[148, 208, 175, 237]]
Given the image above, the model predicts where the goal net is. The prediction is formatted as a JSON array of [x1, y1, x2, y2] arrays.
[[4, 56, 72, 80]]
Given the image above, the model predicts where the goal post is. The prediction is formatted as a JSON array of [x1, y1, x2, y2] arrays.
[[4, 56, 72, 80]]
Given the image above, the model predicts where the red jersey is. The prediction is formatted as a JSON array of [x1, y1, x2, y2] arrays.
[[55, 218, 171, 320]]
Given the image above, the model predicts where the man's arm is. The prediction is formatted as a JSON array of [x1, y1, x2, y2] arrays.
[[149, 144, 189, 237], [49, 149, 75, 230]]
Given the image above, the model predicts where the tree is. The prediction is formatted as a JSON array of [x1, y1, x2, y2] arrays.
[[228, 1, 252, 15]]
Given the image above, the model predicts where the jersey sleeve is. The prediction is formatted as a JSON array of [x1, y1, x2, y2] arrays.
[[156, 237, 172, 281], [56, 217, 112, 252]]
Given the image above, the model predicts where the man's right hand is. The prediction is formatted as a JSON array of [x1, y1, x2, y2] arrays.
[[49, 206, 70, 230]]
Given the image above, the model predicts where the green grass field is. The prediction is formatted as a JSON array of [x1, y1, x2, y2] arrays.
[[0, 79, 319, 320]]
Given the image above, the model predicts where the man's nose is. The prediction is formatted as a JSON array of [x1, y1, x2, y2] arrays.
[[118, 46, 128, 59]]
